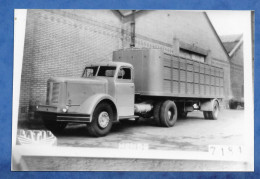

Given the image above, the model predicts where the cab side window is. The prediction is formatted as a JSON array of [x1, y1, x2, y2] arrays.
[[118, 67, 131, 80]]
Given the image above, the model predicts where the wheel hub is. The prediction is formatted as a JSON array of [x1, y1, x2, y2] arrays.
[[168, 111, 172, 119], [98, 111, 110, 128]]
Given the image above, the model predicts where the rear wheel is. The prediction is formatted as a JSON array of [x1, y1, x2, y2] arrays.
[[208, 101, 219, 120], [160, 100, 178, 127], [87, 102, 113, 137]]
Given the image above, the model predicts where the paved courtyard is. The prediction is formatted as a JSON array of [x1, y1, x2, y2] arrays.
[[55, 109, 245, 152]]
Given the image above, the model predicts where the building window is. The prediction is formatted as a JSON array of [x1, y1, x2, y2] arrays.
[[179, 49, 205, 63]]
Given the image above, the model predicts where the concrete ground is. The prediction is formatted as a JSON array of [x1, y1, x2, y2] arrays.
[[54, 109, 245, 152]]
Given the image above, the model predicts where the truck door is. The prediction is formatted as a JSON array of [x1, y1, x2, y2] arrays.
[[115, 67, 135, 117]]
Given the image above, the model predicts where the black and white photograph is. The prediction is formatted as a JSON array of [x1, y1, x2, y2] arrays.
[[12, 9, 254, 171]]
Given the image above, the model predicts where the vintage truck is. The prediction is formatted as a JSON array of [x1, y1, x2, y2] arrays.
[[36, 48, 225, 137]]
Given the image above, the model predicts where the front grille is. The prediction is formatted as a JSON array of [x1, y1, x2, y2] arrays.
[[51, 83, 60, 103]]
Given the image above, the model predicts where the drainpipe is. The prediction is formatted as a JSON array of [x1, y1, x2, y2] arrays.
[[130, 10, 136, 48]]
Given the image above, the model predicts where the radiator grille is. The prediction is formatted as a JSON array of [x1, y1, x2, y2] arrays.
[[51, 83, 60, 103]]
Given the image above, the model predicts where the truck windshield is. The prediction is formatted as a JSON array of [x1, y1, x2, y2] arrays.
[[82, 66, 98, 77], [97, 66, 116, 77]]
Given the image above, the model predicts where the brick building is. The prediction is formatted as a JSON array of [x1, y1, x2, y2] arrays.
[[19, 10, 232, 121]]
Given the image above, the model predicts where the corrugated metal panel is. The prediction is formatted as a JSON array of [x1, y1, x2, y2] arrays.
[[164, 67, 171, 80], [211, 76, 215, 85], [187, 83, 193, 94], [164, 58, 171, 67], [220, 78, 224, 86], [180, 58, 186, 70], [187, 71, 193, 82], [205, 75, 210, 85], [216, 87, 220, 95], [163, 80, 171, 92], [194, 62, 200, 72], [194, 73, 199, 83], [200, 85, 205, 95], [187, 63, 193, 71], [205, 65, 210, 75], [113, 49, 225, 98], [211, 86, 215, 95], [206, 86, 210, 95], [200, 74, 205, 84], [200, 64, 205, 73], [172, 81, 178, 93], [172, 57, 179, 68], [211, 67, 215, 76], [172, 68, 179, 80], [180, 70, 186, 81], [180, 82, 186, 93], [194, 84, 199, 94]]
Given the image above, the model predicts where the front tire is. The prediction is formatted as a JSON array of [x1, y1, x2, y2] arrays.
[[160, 100, 178, 127], [87, 102, 113, 137]]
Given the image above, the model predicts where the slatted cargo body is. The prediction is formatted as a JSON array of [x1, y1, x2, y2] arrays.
[[163, 53, 224, 98], [113, 48, 224, 99]]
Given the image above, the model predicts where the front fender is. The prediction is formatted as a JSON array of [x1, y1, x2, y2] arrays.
[[75, 93, 117, 121]]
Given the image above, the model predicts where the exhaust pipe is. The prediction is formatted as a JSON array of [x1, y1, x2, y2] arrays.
[[130, 10, 136, 48]]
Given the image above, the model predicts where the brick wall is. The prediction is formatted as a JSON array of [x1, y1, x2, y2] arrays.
[[19, 10, 123, 120], [19, 10, 232, 121]]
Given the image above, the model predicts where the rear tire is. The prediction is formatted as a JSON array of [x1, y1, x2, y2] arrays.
[[87, 102, 113, 137], [208, 101, 219, 120], [160, 100, 178, 127]]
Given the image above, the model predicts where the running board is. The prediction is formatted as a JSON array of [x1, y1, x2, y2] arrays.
[[119, 115, 139, 120]]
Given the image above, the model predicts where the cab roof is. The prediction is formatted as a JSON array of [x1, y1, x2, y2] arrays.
[[88, 61, 133, 68]]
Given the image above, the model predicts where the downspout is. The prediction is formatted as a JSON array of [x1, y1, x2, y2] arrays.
[[130, 10, 136, 48]]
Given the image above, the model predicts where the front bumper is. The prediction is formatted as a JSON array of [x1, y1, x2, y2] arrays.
[[36, 105, 91, 123]]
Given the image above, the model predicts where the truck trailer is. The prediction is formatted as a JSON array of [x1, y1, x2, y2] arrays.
[[36, 48, 225, 137]]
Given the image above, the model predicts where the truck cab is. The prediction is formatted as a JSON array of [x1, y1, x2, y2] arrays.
[[36, 62, 134, 137]]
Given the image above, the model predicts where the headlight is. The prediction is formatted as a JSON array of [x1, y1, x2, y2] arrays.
[[62, 106, 69, 113]]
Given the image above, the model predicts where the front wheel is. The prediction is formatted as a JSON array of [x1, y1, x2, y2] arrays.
[[87, 102, 113, 137]]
